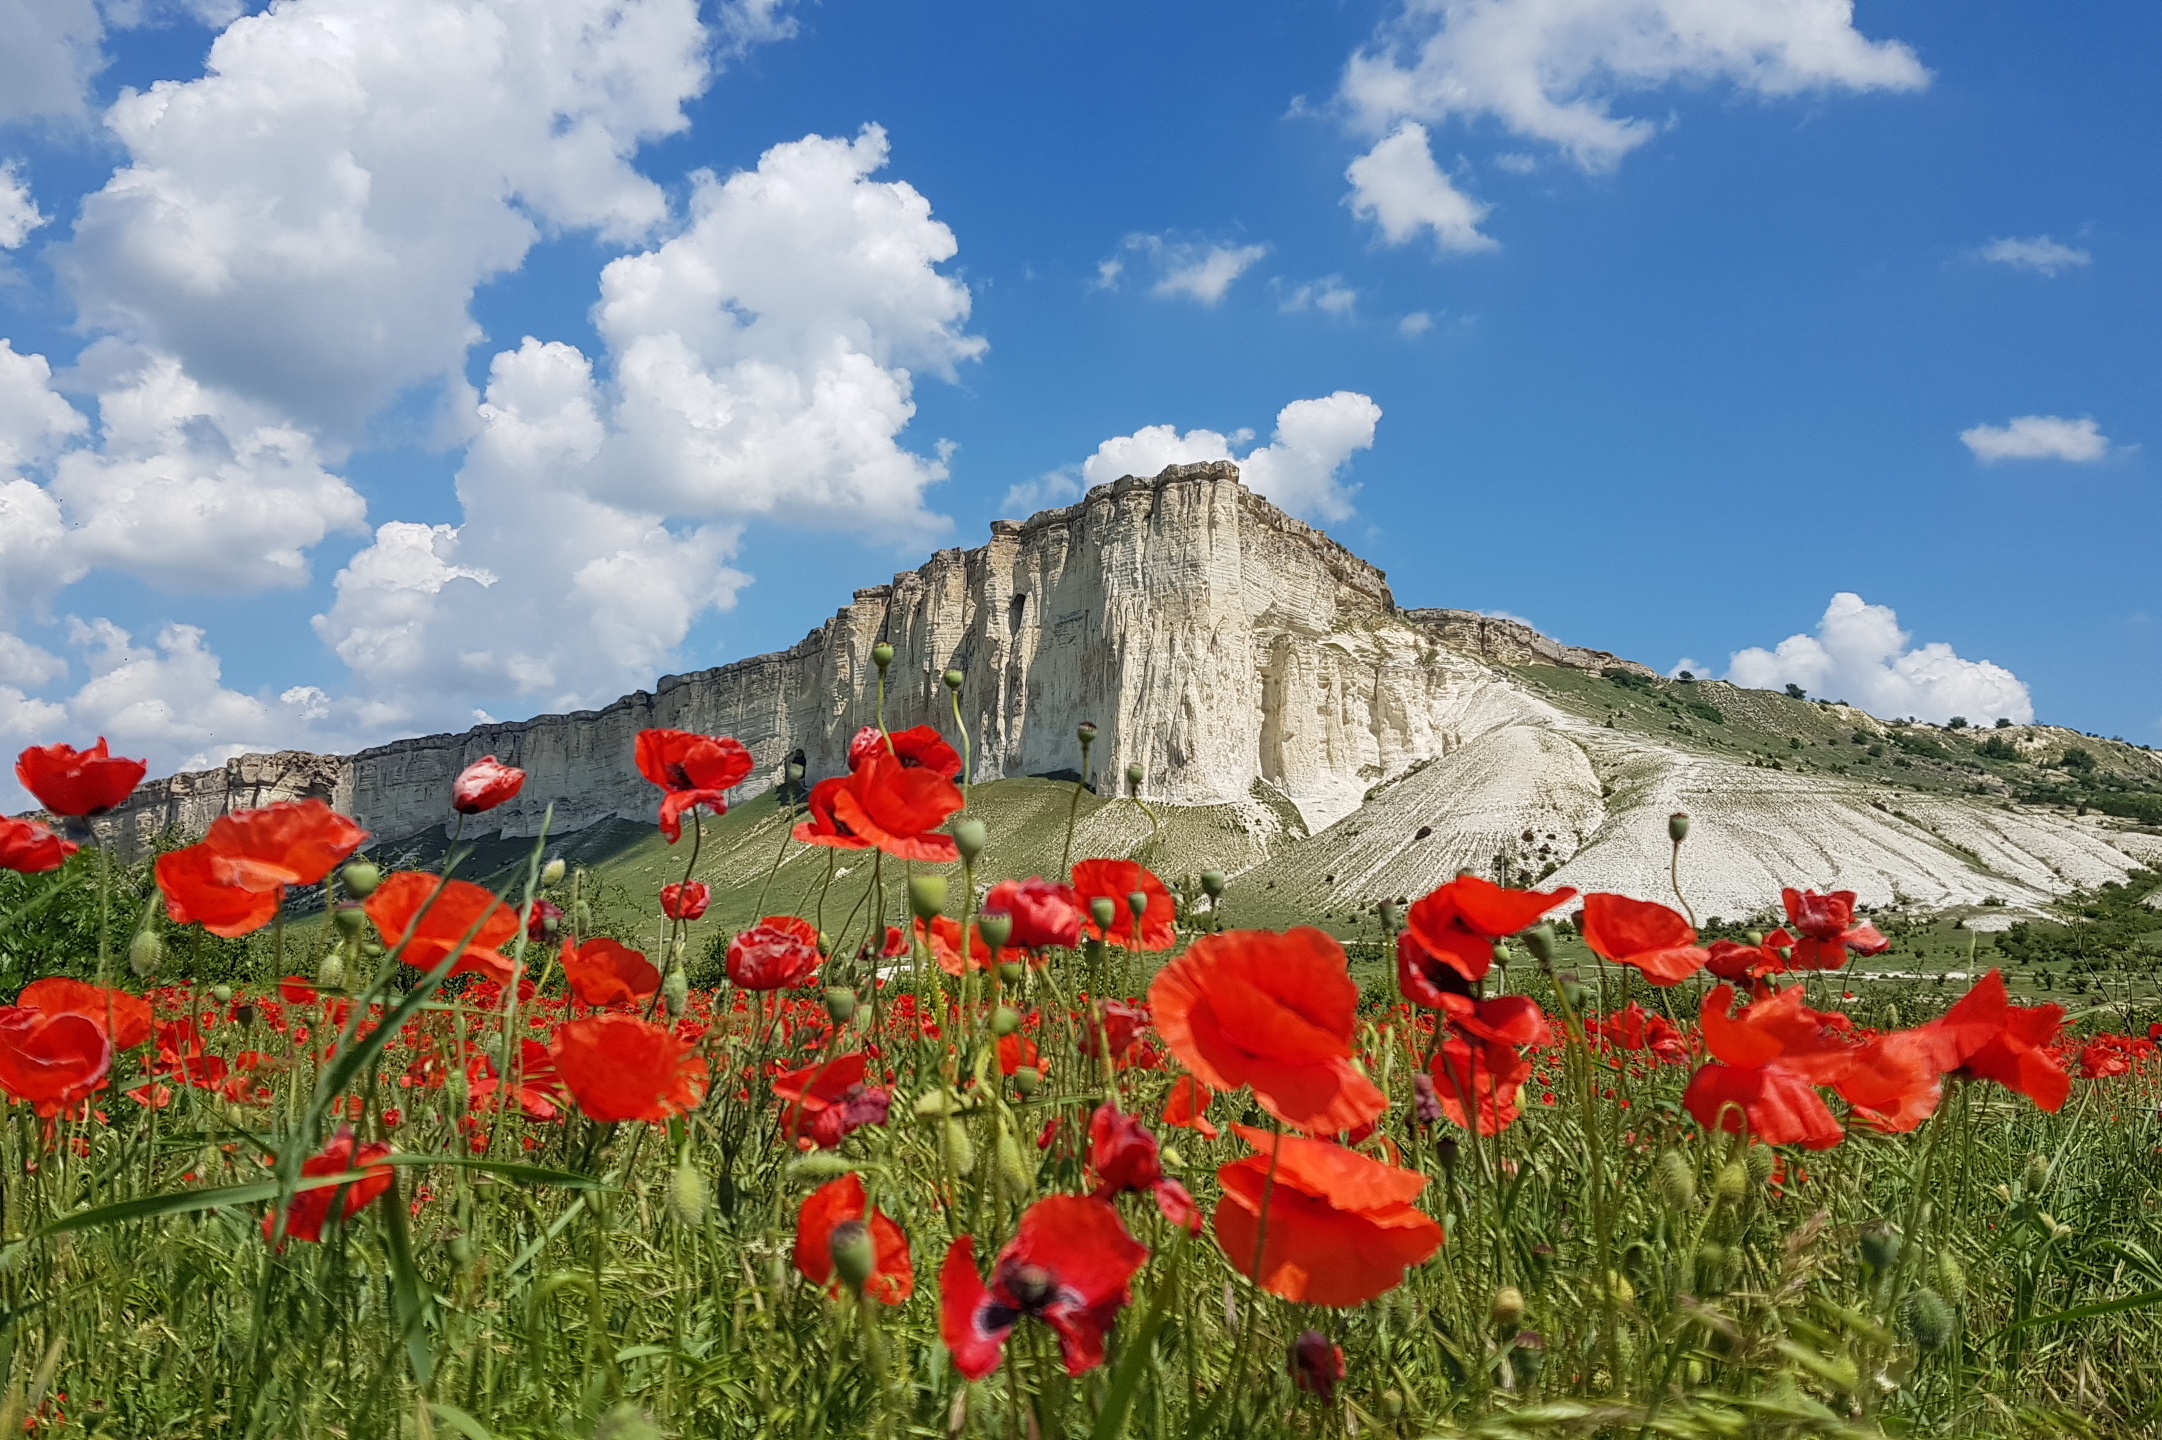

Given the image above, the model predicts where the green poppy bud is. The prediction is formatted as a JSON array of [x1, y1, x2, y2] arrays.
[[943, 667, 965, 691], [127, 929, 163, 978], [871, 642, 894, 670], [1714, 1160, 1748, 1207], [977, 911, 1013, 951], [1378, 899, 1399, 931], [212, 984, 234, 1004], [662, 968, 689, 1017], [908, 874, 948, 920], [941, 1118, 975, 1175], [1745, 1143, 1775, 1188], [1559, 976, 1592, 1012], [996, 960, 1024, 985], [593, 1403, 663, 1440], [1655, 1150, 1697, 1211], [1089, 896, 1117, 931], [1936, 1250, 1966, 1304], [954, 818, 987, 863], [339, 859, 380, 898], [2023, 1154, 2050, 1196], [1522, 922, 1558, 964], [997, 1126, 1030, 1199], [825, 986, 858, 1024], [829, 1220, 877, 1294], [316, 956, 345, 990], [1200, 869, 1226, 899], [541, 857, 567, 887], [1668, 811, 1691, 844], [668, 1157, 707, 1228], [785, 1153, 856, 1185], [1126, 890, 1148, 921], [1013, 1065, 1041, 1097], [991, 1005, 1021, 1037], [333, 904, 369, 937], [1381, 1390, 1405, 1419], [1901, 1287, 1954, 1351]]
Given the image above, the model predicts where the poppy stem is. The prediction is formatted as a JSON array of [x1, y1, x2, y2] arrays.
[[754, 791, 790, 919], [1062, 731, 1094, 880]]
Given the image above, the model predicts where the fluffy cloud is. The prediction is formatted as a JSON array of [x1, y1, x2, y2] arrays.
[[1020, 390, 1383, 524], [1725, 593, 2033, 725], [1960, 415, 2110, 464], [58, 0, 713, 439], [1108, 235, 1268, 305], [597, 126, 983, 539], [1345, 122, 1495, 253], [1278, 275, 1359, 315], [0, 163, 47, 250], [315, 338, 751, 732], [0, 0, 104, 123], [1979, 236, 2089, 276], [1342, 0, 1928, 173]]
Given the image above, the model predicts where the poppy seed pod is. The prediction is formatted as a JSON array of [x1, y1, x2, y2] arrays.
[[977, 911, 1013, 951], [825, 986, 858, 1024], [128, 929, 163, 978], [1559, 976, 1592, 1012], [1200, 869, 1226, 898], [339, 859, 380, 898], [996, 960, 1023, 985], [1013, 1065, 1041, 1096], [1860, 1222, 1901, 1273], [316, 956, 345, 990], [908, 874, 948, 920], [333, 905, 369, 937], [1077, 721, 1097, 746], [828, 1218, 877, 1292], [1089, 896, 1117, 932], [871, 642, 894, 670], [212, 984, 234, 1004], [991, 1005, 1021, 1037], [1125, 762, 1144, 793], [954, 818, 987, 864], [1513, 1332, 1547, 1381], [1126, 890, 1148, 921], [943, 668, 964, 691], [1522, 922, 1558, 964], [541, 858, 567, 887], [1668, 811, 1691, 844], [1491, 1285, 1526, 1332]]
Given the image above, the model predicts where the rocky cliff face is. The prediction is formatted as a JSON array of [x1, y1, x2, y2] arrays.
[[94, 462, 1637, 851]]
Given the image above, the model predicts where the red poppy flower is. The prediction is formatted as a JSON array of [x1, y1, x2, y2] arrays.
[[1161, 1074, 1218, 1139], [1682, 984, 1855, 1149], [1396, 928, 1476, 1009], [156, 799, 370, 939], [997, 1033, 1042, 1077], [826, 751, 963, 862], [1077, 998, 1151, 1065], [15, 738, 146, 817], [452, 755, 525, 814], [1402, 876, 1575, 985], [849, 723, 962, 779], [635, 728, 755, 842], [941, 1194, 1148, 1379], [561, 937, 662, 1008], [0, 815, 75, 874], [1090, 1103, 1201, 1232], [469, 1038, 563, 1120], [1071, 859, 1175, 950], [365, 872, 521, 981], [792, 778, 873, 851], [0, 1006, 112, 1114], [727, 915, 823, 989], [1429, 1036, 1533, 1135], [1955, 991, 2069, 1113], [525, 897, 563, 941], [1447, 994, 1551, 1048], [982, 876, 1085, 950], [1580, 893, 1710, 986], [549, 1014, 708, 1122], [18, 977, 153, 1050], [1150, 927, 1383, 1135], [265, 1128, 395, 1243], [660, 881, 710, 921], [915, 913, 1026, 976], [1705, 928, 1798, 982], [1214, 1125, 1443, 1307], [773, 1051, 890, 1148], [794, 1172, 913, 1304], [1833, 970, 2011, 1131], [1291, 1330, 1347, 1402], [1589, 1002, 1686, 1063], [1779, 889, 1890, 970]]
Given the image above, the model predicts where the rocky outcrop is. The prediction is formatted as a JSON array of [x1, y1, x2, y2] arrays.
[[94, 462, 1631, 852]]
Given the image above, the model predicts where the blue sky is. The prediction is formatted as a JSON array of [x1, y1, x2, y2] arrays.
[[1, 0, 2155, 804]]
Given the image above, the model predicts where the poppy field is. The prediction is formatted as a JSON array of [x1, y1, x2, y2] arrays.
[[2, 713, 2162, 1440]]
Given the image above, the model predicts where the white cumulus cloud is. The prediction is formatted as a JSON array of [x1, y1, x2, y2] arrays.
[[57, 0, 715, 439], [1978, 236, 2089, 276], [1278, 275, 1360, 316], [0, 163, 48, 250], [1341, 0, 1928, 173], [1346, 122, 1496, 254], [0, 0, 105, 124], [1725, 593, 2033, 726], [1112, 234, 1269, 306], [1960, 415, 2110, 464], [1034, 390, 1382, 525]]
